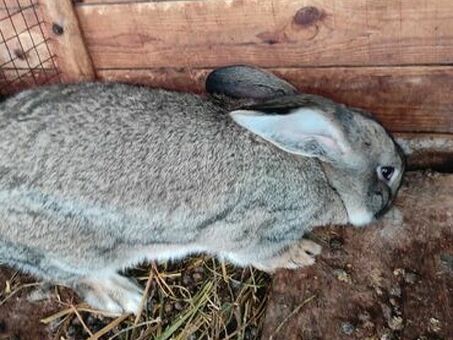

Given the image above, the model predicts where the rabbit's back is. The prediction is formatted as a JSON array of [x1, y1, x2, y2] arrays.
[[0, 83, 239, 203]]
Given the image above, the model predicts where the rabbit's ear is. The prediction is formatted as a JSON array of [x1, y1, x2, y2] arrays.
[[206, 65, 298, 100], [230, 108, 352, 162]]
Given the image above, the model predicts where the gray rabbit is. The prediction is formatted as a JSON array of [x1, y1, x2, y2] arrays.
[[0, 66, 405, 314]]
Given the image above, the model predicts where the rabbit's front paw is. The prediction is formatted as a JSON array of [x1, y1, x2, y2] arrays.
[[253, 239, 322, 273], [286, 239, 322, 267], [74, 273, 143, 315]]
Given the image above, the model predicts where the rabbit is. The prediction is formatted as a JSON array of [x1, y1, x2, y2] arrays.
[[0, 65, 405, 315]]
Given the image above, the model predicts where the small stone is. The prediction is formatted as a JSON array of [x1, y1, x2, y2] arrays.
[[182, 274, 192, 285], [440, 253, 453, 272], [428, 317, 441, 332], [389, 286, 402, 297], [358, 311, 371, 322], [192, 273, 203, 282], [194, 266, 204, 274], [341, 322, 355, 335], [393, 268, 405, 276], [164, 303, 173, 313], [380, 333, 393, 340], [388, 316, 404, 330], [380, 303, 392, 320], [389, 298, 398, 306], [333, 269, 352, 283], [404, 271, 418, 284], [174, 301, 184, 311], [363, 321, 375, 330]]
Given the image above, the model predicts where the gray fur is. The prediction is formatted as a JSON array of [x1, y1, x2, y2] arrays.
[[206, 65, 298, 100], [0, 69, 404, 314]]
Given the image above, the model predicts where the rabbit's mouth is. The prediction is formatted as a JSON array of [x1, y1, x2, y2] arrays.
[[344, 186, 392, 226], [347, 208, 375, 226]]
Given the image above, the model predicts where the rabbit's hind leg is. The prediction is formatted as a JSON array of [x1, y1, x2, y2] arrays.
[[0, 237, 79, 283], [0, 238, 143, 315]]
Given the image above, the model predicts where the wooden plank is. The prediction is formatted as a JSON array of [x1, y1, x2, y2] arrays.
[[0, 1, 53, 70], [97, 66, 453, 134], [0, 1, 40, 41], [79, 0, 188, 4], [396, 133, 453, 172], [0, 0, 38, 12], [275, 67, 453, 134], [75, 0, 453, 69], [39, 0, 95, 82], [262, 172, 453, 339], [0, 69, 60, 95]]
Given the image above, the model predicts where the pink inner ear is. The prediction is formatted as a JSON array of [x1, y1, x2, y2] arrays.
[[311, 133, 353, 156]]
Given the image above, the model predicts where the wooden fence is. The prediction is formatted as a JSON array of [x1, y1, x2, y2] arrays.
[[1, 0, 453, 136]]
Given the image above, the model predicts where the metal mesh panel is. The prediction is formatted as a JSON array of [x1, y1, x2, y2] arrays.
[[0, 0, 60, 96]]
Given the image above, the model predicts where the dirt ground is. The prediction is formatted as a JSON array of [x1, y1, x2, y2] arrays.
[[0, 268, 56, 339], [0, 172, 452, 339], [263, 172, 453, 339]]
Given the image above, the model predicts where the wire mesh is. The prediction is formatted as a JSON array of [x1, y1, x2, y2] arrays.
[[0, 0, 61, 96]]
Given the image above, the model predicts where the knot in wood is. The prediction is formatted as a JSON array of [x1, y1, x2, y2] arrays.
[[52, 23, 64, 35], [294, 6, 323, 27]]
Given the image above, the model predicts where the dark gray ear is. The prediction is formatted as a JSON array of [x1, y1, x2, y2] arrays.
[[206, 65, 298, 100]]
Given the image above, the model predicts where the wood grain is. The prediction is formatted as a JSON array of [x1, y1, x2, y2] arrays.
[[396, 133, 453, 171], [98, 66, 453, 134], [0, 69, 59, 95], [0, 0, 38, 13], [79, 0, 186, 4], [75, 0, 453, 69], [39, 0, 95, 82]]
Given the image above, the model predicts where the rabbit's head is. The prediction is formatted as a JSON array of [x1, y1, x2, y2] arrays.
[[207, 66, 405, 226], [230, 96, 405, 226]]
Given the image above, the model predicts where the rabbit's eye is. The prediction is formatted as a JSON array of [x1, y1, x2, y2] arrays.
[[378, 166, 394, 182]]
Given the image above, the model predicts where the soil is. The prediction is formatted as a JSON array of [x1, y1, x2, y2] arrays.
[[0, 172, 452, 339], [262, 172, 453, 339], [0, 268, 59, 339]]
